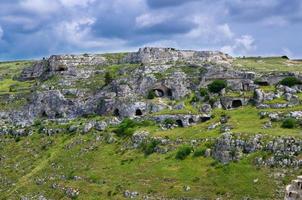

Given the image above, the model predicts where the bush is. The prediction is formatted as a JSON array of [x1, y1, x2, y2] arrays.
[[147, 90, 156, 99], [199, 88, 208, 97], [193, 148, 206, 157], [104, 72, 113, 86], [281, 55, 289, 59], [208, 80, 227, 93], [281, 118, 296, 129], [142, 139, 159, 155], [175, 146, 192, 160], [164, 118, 176, 126], [280, 77, 301, 87], [190, 93, 198, 103], [114, 118, 137, 137]]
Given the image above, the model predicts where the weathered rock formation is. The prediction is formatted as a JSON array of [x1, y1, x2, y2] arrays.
[[285, 176, 302, 200]]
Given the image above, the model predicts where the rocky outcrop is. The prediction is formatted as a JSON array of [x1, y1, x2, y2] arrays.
[[285, 176, 302, 200], [19, 54, 108, 81], [212, 133, 302, 166], [212, 133, 262, 163], [123, 47, 233, 65]]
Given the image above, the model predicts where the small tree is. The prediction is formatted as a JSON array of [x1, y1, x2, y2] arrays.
[[147, 90, 156, 99], [193, 148, 206, 157], [208, 80, 227, 93], [104, 72, 113, 86], [280, 77, 301, 87], [281, 118, 296, 129], [114, 118, 137, 137], [175, 146, 192, 160], [199, 88, 208, 97]]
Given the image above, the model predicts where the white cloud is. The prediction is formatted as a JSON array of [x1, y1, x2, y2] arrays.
[[59, 0, 95, 8], [217, 24, 234, 39], [135, 13, 172, 28], [221, 35, 256, 55], [282, 48, 293, 58], [0, 26, 3, 39], [20, 0, 60, 14], [54, 17, 126, 49], [262, 16, 288, 27]]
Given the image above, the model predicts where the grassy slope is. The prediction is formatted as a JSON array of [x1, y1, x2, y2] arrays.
[[0, 133, 279, 200], [234, 57, 302, 72], [1, 57, 302, 199]]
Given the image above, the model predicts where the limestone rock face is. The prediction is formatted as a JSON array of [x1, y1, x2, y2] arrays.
[[123, 47, 233, 65], [19, 54, 107, 81], [18, 60, 49, 81], [27, 90, 70, 119], [285, 176, 302, 200]]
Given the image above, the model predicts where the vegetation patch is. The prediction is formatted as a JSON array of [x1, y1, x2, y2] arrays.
[[208, 80, 227, 93], [175, 146, 192, 160], [280, 77, 301, 87]]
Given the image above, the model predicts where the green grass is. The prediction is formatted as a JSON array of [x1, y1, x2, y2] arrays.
[[0, 132, 281, 200], [259, 85, 276, 92], [225, 91, 254, 98], [0, 79, 34, 94], [0, 60, 33, 79], [234, 57, 302, 72], [264, 98, 288, 105]]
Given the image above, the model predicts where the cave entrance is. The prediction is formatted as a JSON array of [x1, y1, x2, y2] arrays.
[[176, 119, 184, 127], [167, 89, 173, 97], [113, 109, 120, 117], [201, 116, 211, 122], [257, 81, 269, 86], [135, 109, 143, 116], [57, 66, 67, 72], [41, 111, 47, 118], [232, 100, 242, 108]]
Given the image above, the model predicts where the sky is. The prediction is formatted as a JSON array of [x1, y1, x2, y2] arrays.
[[0, 0, 302, 61]]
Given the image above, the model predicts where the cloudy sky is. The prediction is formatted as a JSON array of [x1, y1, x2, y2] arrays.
[[0, 0, 302, 60]]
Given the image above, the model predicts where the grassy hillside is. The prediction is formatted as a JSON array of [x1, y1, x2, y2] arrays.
[[1, 57, 302, 199], [234, 57, 302, 72], [0, 105, 301, 199]]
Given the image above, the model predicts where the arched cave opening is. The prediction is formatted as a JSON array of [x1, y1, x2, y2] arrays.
[[188, 118, 194, 124], [257, 81, 269, 86], [201, 116, 211, 122], [176, 119, 184, 127], [135, 109, 143, 116], [113, 109, 120, 117], [167, 88, 173, 97], [232, 100, 243, 108], [57, 66, 67, 72], [41, 111, 47, 118]]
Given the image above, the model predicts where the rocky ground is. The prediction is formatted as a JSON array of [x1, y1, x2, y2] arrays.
[[0, 47, 302, 199]]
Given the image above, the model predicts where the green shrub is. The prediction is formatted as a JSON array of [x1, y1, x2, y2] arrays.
[[164, 118, 176, 126], [147, 90, 156, 99], [193, 148, 206, 157], [190, 93, 198, 103], [14, 136, 21, 142], [142, 139, 159, 155], [175, 146, 192, 160], [281, 118, 296, 129], [280, 77, 301, 87], [199, 88, 208, 97], [208, 80, 227, 93], [281, 55, 289, 59], [114, 118, 137, 137], [104, 72, 113, 86]]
